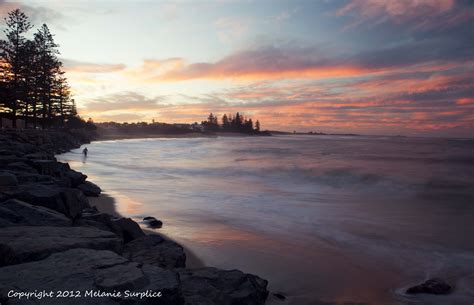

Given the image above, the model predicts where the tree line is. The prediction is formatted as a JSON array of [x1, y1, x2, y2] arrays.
[[202, 112, 261, 133], [0, 9, 80, 129]]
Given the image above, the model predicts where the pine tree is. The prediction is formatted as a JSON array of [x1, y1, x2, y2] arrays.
[[0, 9, 33, 128]]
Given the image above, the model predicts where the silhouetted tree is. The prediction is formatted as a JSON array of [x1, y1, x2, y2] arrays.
[[0, 9, 32, 128], [0, 9, 77, 129], [255, 120, 260, 132]]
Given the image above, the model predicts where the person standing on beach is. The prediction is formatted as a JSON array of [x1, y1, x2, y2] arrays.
[[83, 147, 88, 156]]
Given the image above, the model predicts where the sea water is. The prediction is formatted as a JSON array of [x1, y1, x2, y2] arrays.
[[58, 135, 474, 305]]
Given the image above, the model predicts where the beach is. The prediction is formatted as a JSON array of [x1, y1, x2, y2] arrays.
[[58, 134, 474, 305]]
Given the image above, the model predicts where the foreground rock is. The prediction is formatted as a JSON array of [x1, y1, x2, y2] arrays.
[[0, 199, 72, 227], [124, 235, 186, 268], [0, 226, 122, 266], [0, 248, 183, 305], [78, 181, 102, 196], [5, 184, 89, 219], [406, 278, 453, 295], [179, 267, 269, 305]]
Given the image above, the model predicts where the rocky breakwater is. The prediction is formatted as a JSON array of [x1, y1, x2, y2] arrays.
[[0, 130, 269, 305]]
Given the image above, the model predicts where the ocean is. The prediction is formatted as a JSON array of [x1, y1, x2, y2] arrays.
[[57, 135, 474, 305]]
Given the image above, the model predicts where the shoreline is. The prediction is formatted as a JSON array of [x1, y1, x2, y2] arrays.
[[89, 193, 205, 268], [0, 129, 269, 305]]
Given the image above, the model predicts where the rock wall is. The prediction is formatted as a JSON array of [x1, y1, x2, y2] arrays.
[[0, 130, 269, 305]]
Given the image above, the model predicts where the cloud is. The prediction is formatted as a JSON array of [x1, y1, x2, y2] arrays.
[[62, 59, 127, 73], [0, 1, 64, 27], [335, 0, 472, 31], [83, 92, 165, 112]]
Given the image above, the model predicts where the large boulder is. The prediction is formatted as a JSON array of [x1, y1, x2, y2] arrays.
[[179, 267, 268, 305], [0, 248, 182, 305], [0, 226, 122, 266], [124, 235, 186, 268], [78, 181, 102, 197], [0, 199, 72, 227], [60, 187, 90, 218], [67, 169, 87, 187], [406, 278, 453, 295], [112, 218, 145, 243], [9, 184, 89, 219], [30, 159, 58, 175]]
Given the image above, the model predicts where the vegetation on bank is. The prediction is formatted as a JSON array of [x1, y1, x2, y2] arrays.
[[0, 9, 87, 130], [202, 112, 262, 134]]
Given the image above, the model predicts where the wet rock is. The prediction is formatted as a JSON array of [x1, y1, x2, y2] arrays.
[[0, 226, 122, 266], [0, 199, 72, 227], [112, 217, 145, 243], [273, 292, 286, 300], [124, 235, 186, 268], [406, 278, 453, 295], [0, 172, 18, 187], [179, 267, 269, 305], [78, 181, 102, 197], [143, 216, 163, 228]]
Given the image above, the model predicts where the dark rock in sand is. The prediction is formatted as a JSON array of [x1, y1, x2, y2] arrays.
[[124, 235, 186, 268], [143, 216, 163, 228], [0, 226, 122, 266], [179, 267, 269, 305], [273, 292, 286, 300], [112, 217, 146, 243], [0, 172, 18, 187], [0, 199, 72, 227], [78, 180, 102, 197], [30, 159, 58, 175], [0, 248, 182, 305], [406, 278, 453, 295]]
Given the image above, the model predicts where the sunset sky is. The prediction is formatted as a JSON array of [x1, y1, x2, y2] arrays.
[[1, 0, 473, 136]]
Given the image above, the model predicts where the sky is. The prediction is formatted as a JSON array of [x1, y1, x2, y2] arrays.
[[0, 0, 473, 136]]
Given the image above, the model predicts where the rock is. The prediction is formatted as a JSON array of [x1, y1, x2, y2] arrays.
[[124, 235, 186, 268], [11, 183, 66, 214], [140, 264, 184, 305], [78, 181, 102, 197], [0, 199, 72, 227], [143, 216, 163, 228], [67, 169, 87, 187], [5, 161, 38, 173], [272, 292, 286, 300], [94, 261, 149, 291], [112, 217, 145, 243], [0, 226, 122, 266], [11, 184, 88, 219], [0, 172, 18, 187], [60, 187, 90, 218], [406, 278, 453, 295], [24, 152, 55, 160], [179, 267, 268, 305], [0, 248, 182, 305], [30, 159, 58, 175]]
